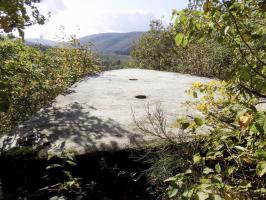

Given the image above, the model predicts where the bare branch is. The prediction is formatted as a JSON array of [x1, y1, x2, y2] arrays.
[[131, 103, 188, 145]]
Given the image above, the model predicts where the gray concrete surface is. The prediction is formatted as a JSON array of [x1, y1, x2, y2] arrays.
[[1, 69, 211, 154]]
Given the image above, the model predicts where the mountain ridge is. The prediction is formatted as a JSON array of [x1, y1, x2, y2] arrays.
[[25, 31, 144, 55]]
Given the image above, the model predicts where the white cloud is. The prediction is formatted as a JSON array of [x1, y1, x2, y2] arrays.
[[39, 0, 66, 14], [93, 11, 156, 33], [21, 0, 187, 40], [24, 10, 156, 40]]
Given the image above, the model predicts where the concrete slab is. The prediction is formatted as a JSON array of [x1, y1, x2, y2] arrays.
[[1, 69, 211, 154]]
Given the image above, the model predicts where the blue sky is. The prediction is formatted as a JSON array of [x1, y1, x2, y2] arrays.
[[24, 0, 188, 40]]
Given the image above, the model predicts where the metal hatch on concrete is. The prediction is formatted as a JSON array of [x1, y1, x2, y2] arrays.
[[1, 69, 211, 154]]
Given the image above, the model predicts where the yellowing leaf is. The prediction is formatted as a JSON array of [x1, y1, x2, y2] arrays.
[[239, 113, 253, 129], [242, 157, 253, 164], [203, 1, 212, 12]]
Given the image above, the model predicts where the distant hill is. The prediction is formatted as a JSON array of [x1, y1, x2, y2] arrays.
[[25, 38, 58, 47], [78, 32, 144, 55], [25, 32, 144, 55]]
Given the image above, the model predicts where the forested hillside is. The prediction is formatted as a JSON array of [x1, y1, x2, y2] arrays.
[[78, 32, 144, 55], [26, 32, 144, 55], [25, 38, 58, 47]]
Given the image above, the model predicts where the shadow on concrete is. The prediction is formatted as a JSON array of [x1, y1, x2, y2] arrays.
[[5, 102, 143, 153], [61, 89, 76, 96]]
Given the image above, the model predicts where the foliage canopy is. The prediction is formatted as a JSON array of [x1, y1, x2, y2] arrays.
[[0, 38, 99, 135], [131, 19, 233, 78], [160, 0, 266, 199], [131, 1, 266, 199], [0, 0, 46, 39]]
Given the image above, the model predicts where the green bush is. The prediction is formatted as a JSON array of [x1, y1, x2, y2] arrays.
[[130, 20, 233, 78], [130, 20, 179, 72], [175, 39, 232, 79], [141, 0, 265, 199], [0, 38, 99, 135], [164, 81, 266, 199]]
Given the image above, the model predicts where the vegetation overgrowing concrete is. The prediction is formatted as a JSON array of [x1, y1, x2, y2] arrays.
[[1, 69, 210, 155]]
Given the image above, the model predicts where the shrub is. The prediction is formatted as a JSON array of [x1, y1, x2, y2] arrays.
[[130, 20, 233, 78], [138, 0, 265, 199], [130, 20, 179, 72], [162, 0, 266, 199], [0, 38, 99, 135], [175, 39, 232, 78]]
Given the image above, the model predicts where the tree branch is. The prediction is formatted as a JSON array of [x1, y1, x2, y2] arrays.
[[227, 7, 266, 67], [239, 83, 266, 98]]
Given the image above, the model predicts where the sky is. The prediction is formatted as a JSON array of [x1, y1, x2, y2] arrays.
[[23, 0, 188, 40]]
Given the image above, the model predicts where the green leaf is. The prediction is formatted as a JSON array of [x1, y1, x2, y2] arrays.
[[255, 150, 266, 160], [196, 191, 209, 200], [226, 166, 236, 176], [194, 117, 204, 126], [242, 34, 252, 42], [250, 124, 259, 133], [174, 118, 190, 129], [182, 189, 194, 198], [213, 194, 223, 200], [164, 176, 177, 182], [66, 160, 77, 166], [171, 9, 178, 21], [180, 120, 190, 130], [258, 34, 266, 48], [215, 163, 221, 173], [254, 112, 266, 135], [47, 154, 55, 161], [256, 161, 266, 177], [203, 167, 214, 174], [46, 164, 63, 170], [63, 170, 72, 178], [239, 180, 252, 189], [200, 178, 211, 184], [254, 188, 266, 194], [193, 91, 198, 98], [182, 36, 189, 48], [175, 33, 184, 46], [167, 186, 178, 198], [193, 153, 202, 164], [185, 169, 192, 174]]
